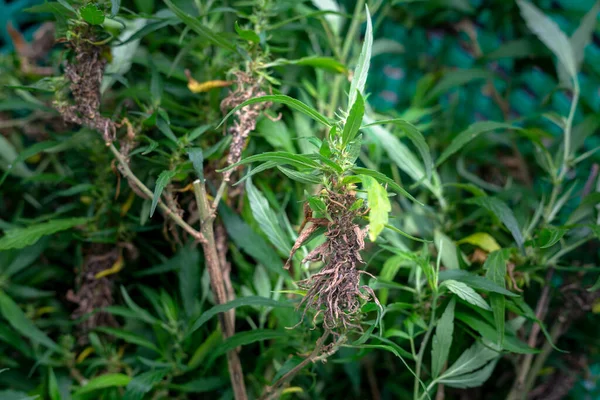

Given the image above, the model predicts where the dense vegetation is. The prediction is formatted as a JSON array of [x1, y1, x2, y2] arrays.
[[1, 0, 599, 399]]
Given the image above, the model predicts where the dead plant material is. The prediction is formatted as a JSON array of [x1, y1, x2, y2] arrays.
[[287, 190, 380, 331], [66, 246, 120, 345], [55, 28, 115, 143], [220, 72, 271, 182]]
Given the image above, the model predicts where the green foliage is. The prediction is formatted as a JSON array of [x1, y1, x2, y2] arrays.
[[1, 1, 598, 399]]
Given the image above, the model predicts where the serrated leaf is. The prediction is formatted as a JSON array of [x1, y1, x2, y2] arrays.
[[188, 148, 204, 182], [73, 373, 131, 396], [484, 251, 508, 345], [96, 327, 160, 353], [272, 56, 346, 73], [342, 92, 364, 147], [457, 232, 501, 252], [536, 226, 567, 248], [364, 118, 433, 179], [220, 151, 321, 173], [188, 296, 293, 335], [156, 114, 178, 143], [277, 166, 322, 184], [361, 175, 391, 242], [363, 116, 435, 193], [257, 118, 295, 153], [441, 341, 498, 379], [437, 122, 521, 166], [80, 3, 105, 25], [455, 312, 537, 354], [163, 0, 236, 51], [247, 179, 291, 255], [466, 196, 524, 250], [439, 359, 497, 388], [307, 196, 329, 219], [435, 230, 459, 270], [0, 291, 61, 352], [219, 95, 331, 128], [348, 6, 372, 110], [219, 204, 287, 277], [123, 369, 169, 400], [431, 298, 456, 379], [4, 239, 48, 277], [0, 218, 88, 250], [517, 0, 576, 81], [150, 170, 176, 218], [444, 280, 491, 311], [120, 286, 161, 325], [234, 21, 260, 43]]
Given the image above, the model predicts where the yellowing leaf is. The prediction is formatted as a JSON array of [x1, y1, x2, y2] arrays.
[[282, 387, 304, 395], [361, 175, 391, 242], [95, 254, 124, 279], [458, 232, 501, 252], [592, 298, 600, 314], [186, 71, 232, 93]]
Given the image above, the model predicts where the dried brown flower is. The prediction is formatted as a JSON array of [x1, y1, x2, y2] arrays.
[[66, 246, 119, 345], [288, 190, 380, 331], [55, 29, 115, 143], [220, 72, 271, 182]]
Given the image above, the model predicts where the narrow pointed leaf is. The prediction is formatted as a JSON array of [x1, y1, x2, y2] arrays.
[[150, 170, 176, 218], [219, 95, 331, 128], [431, 298, 456, 379], [443, 280, 491, 311], [348, 6, 373, 109], [342, 92, 364, 147]]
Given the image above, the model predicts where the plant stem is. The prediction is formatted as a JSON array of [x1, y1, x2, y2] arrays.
[[544, 81, 580, 223], [260, 330, 331, 400], [506, 269, 553, 400], [560, 80, 580, 182], [193, 179, 248, 400], [414, 291, 439, 400], [523, 316, 566, 395], [109, 144, 205, 242], [110, 143, 247, 400]]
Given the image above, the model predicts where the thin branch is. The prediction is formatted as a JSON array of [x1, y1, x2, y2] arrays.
[[260, 330, 331, 400], [109, 144, 205, 242], [507, 268, 554, 400], [110, 143, 247, 400], [193, 179, 248, 400]]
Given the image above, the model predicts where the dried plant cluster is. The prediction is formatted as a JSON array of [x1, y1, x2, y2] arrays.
[[288, 189, 380, 331], [54, 27, 115, 143], [66, 246, 119, 344], [220, 72, 271, 182]]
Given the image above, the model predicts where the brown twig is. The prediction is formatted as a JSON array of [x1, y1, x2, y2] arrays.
[[507, 268, 554, 400], [193, 180, 248, 400], [109, 144, 205, 243], [109, 144, 247, 399], [260, 330, 331, 400]]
